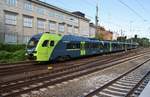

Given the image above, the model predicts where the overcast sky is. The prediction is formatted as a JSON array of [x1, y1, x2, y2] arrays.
[[41, 0, 150, 39]]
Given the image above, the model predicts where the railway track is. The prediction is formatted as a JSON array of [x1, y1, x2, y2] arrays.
[[84, 59, 150, 97], [0, 48, 146, 83], [0, 48, 145, 77], [0, 60, 36, 68], [0, 61, 39, 76], [0, 49, 149, 97]]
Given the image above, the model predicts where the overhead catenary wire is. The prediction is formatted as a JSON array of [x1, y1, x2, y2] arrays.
[[117, 0, 146, 21], [135, 0, 148, 14]]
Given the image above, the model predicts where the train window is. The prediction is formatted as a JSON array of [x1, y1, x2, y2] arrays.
[[94, 43, 99, 48], [66, 43, 80, 49], [87, 43, 92, 49], [104, 43, 109, 49], [42, 40, 49, 47], [85, 43, 89, 49], [113, 43, 118, 48], [99, 43, 103, 49], [50, 41, 55, 46], [76, 43, 80, 49], [85, 42, 102, 49], [87, 43, 93, 49]]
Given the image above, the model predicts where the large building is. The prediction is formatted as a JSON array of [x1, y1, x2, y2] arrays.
[[0, 0, 90, 44], [89, 23, 96, 38], [96, 26, 113, 40]]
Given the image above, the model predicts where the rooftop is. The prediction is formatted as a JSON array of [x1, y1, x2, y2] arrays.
[[29, 0, 90, 21]]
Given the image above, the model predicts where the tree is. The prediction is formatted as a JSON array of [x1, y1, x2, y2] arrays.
[[117, 36, 127, 42], [127, 36, 150, 47]]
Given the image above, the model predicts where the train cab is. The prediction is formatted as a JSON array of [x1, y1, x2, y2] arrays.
[[26, 33, 42, 59]]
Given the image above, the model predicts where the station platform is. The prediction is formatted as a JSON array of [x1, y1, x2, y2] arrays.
[[139, 81, 150, 97]]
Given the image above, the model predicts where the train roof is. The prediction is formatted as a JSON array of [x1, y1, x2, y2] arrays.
[[31, 33, 138, 45], [30, 33, 43, 40], [62, 35, 100, 42], [61, 34, 138, 45]]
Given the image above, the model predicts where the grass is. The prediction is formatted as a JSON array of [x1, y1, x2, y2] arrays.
[[0, 44, 27, 63]]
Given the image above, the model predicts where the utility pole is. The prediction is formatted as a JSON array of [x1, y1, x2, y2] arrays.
[[95, 2, 99, 38]]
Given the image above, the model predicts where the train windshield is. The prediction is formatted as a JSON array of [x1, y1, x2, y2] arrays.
[[27, 34, 42, 49], [27, 39, 38, 49]]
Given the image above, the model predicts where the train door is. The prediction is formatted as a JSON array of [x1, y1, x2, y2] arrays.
[[80, 41, 85, 56], [37, 40, 49, 61], [37, 40, 55, 61]]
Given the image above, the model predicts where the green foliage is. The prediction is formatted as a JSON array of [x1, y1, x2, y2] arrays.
[[116, 35, 150, 47], [127, 37, 150, 47], [0, 50, 12, 59], [0, 43, 26, 52], [12, 50, 26, 61], [0, 44, 27, 63], [117, 36, 127, 42], [137, 38, 150, 47]]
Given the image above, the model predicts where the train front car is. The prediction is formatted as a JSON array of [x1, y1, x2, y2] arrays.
[[26, 33, 42, 60], [26, 32, 63, 62]]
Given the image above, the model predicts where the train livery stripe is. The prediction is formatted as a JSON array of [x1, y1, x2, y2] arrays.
[[80, 41, 86, 56], [110, 42, 112, 52]]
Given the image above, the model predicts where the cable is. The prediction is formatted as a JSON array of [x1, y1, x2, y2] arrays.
[[57, 0, 96, 22], [135, 0, 148, 13], [117, 0, 146, 21], [83, 0, 96, 7]]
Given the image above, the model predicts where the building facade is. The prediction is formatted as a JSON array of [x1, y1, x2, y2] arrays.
[[0, 0, 90, 44], [96, 26, 113, 40], [89, 23, 96, 38], [101, 30, 113, 40]]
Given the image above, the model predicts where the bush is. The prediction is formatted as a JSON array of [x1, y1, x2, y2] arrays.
[[0, 43, 26, 52], [0, 50, 12, 59], [0, 44, 27, 63], [12, 50, 26, 61]]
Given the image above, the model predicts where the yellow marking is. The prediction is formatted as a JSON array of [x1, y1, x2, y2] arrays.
[[48, 65, 53, 70]]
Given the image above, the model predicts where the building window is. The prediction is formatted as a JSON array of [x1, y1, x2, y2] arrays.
[[49, 21, 56, 31], [48, 12, 55, 17], [24, 2, 33, 11], [58, 23, 65, 32], [5, 33, 17, 43], [6, 0, 17, 6], [55, 13, 64, 20], [37, 19, 45, 29], [67, 25, 72, 33], [5, 12, 17, 25], [23, 36, 30, 44], [74, 27, 79, 33], [23, 16, 33, 27], [36, 7, 45, 15]]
